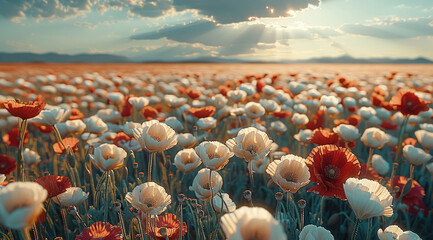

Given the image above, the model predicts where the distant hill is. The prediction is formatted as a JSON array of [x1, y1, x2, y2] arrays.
[[0, 52, 431, 64], [0, 52, 130, 63]]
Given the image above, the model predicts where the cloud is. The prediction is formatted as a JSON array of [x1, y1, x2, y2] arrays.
[[131, 19, 339, 56], [0, 0, 95, 20], [341, 17, 433, 39], [171, 0, 321, 24], [1, 0, 321, 24]]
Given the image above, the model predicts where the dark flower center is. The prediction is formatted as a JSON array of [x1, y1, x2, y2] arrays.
[[324, 165, 340, 179]]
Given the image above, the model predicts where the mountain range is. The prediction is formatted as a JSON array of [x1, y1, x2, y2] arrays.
[[0, 52, 432, 64]]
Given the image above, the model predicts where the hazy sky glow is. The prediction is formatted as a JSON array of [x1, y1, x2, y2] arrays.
[[1, 0, 432, 61]]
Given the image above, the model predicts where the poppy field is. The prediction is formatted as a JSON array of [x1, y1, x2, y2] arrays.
[[0, 63, 432, 240]]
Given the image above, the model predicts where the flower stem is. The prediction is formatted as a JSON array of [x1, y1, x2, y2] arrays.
[[148, 153, 154, 182], [351, 218, 360, 240], [209, 170, 215, 212], [103, 171, 111, 223], [16, 119, 28, 181], [393, 115, 410, 174], [366, 147, 374, 169], [409, 164, 415, 180], [248, 162, 254, 188]]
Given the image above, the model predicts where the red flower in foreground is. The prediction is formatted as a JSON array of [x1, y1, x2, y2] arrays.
[[390, 89, 430, 116], [69, 108, 85, 120], [2, 126, 28, 147], [144, 213, 187, 240], [188, 106, 216, 118], [306, 145, 361, 200], [34, 175, 71, 198], [391, 176, 428, 216], [53, 137, 80, 155], [0, 154, 17, 175], [1, 96, 46, 120], [142, 106, 159, 120], [76, 221, 122, 240], [309, 128, 339, 145]]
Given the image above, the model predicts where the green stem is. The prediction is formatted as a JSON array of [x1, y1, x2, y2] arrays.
[[409, 164, 415, 180], [16, 119, 28, 181], [103, 171, 111, 223], [148, 153, 154, 182], [394, 115, 410, 174], [351, 218, 360, 240]]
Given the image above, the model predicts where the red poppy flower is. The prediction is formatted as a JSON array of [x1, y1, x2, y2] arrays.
[[188, 106, 216, 118], [185, 88, 201, 100], [53, 137, 80, 155], [2, 126, 28, 147], [305, 145, 361, 200], [0, 155, 17, 175], [273, 111, 292, 119], [336, 139, 356, 149], [142, 106, 159, 120], [360, 163, 381, 181], [34, 175, 71, 198], [380, 121, 398, 131], [347, 106, 358, 112], [1, 96, 46, 120], [121, 95, 134, 117], [347, 114, 361, 127], [391, 176, 428, 216], [309, 128, 339, 145], [390, 89, 430, 116], [76, 221, 122, 240], [69, 108, 85, 120], [144, 213, 187, 240], [306, 110, 325, 130]]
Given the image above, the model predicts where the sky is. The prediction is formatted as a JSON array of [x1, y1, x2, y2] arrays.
[[1, 0, 432, 61]]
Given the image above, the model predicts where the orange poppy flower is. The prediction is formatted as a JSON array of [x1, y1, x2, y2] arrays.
[[34, 175, 71, 198], [392, 137, 417, 152], [390, 89, 430, 116], [1, 96, 46, 120], [0, 154, 17, 175], [142, 105, 159, 120], [188, 106, 216, 118], [76, 222, 122, 240], [113, 132, 131, 147], [391, 176, 428, 216], [144, 213, 187, 240], [2, 126, 28, 147], [280, 147, 290, 154], [309, 128, 339, 145], [69, 108, 85, 120], [305, 145, 361, 200], [53, 137, 80, 155], [186, 88, 201, 100]]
